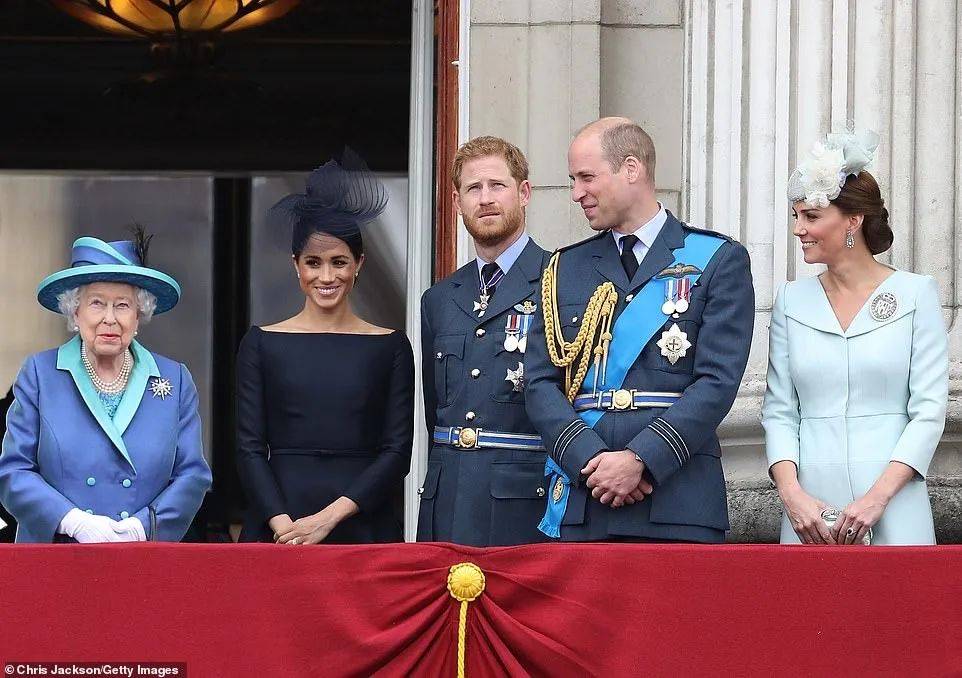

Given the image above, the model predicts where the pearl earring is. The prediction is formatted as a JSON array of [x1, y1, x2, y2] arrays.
[[72, 325, 79, 332]]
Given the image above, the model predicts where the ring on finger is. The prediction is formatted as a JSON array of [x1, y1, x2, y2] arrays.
[[846, 527, 856, 537]]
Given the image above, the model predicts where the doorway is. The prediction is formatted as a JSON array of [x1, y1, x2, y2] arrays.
[[0, 0, 434, 540]]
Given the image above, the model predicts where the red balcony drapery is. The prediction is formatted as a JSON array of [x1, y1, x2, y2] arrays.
[[0, 543, 959, 677]]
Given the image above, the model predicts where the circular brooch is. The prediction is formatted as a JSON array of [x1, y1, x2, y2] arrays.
[[870, 292, 898, 321]]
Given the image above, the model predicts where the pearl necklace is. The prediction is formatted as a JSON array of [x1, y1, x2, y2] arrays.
[[81, 341, 132, 395]]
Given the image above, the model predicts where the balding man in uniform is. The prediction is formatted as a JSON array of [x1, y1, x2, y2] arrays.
[[524, 117, 754, 542]]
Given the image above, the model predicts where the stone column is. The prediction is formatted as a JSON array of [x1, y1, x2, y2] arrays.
[[685, 0, 962, 541], [466, 0, 685, 252]]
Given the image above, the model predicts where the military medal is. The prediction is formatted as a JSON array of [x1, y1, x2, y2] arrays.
[[503, 314, 521, 351], [657, 323, 691, 365], [473, 294, 489, 316], [149, 377, 173, 400], [475, 265, 505, 317], [505, 362, 525, 392], [504, 313, 534, 352], [661, 277, 692, 317], [518, 314, 532, 353], [869, 291, 897, 321]]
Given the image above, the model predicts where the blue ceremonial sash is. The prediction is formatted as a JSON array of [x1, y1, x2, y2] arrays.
[[537, 457, 570, 538], [538, 231, 725, 539], [579, 232, 725, 427]]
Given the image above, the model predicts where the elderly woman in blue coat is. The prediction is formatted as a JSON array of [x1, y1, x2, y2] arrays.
[[0, 231, 211, 542], [763, 131, 948, 545]]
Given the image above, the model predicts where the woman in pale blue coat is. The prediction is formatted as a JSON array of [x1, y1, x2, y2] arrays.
[[763, 131, 948, 545], [0, 231, 211, 542]]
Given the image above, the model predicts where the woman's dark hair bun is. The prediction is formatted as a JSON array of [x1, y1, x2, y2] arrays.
[[865, 205, 893, 255], [832, 171, 893, 255]]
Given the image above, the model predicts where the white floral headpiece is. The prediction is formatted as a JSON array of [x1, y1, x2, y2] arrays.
[[787, 129, 880, 207]]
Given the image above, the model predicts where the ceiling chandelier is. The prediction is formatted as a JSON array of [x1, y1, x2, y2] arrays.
[[49, 0, 301, 40]]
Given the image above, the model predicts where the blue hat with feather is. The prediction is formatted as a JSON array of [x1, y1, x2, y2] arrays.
[[37, 228, 181, 315]]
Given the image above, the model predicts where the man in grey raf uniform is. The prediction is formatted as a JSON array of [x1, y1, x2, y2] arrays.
[[416, 136, 551, 546], [524, 118, 755, 542]]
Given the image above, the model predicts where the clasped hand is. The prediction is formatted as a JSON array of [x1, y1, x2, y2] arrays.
[[582, 450, 653, 508], [272, 508, 337, 545], [271, 497, 359, 545], [830, 493, 886, 545], [61, 508, 146, 543]]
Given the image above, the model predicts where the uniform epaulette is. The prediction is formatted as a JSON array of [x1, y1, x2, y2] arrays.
[[552, 230, 608, 255], [680, 223, 735, 242]]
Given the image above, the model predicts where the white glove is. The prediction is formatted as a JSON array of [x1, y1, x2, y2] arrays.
[[58, 508, 125, 543], [109, 516, 147, 542]]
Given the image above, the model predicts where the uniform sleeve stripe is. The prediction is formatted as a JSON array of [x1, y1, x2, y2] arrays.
[[656, 417, 689, 461], [552, 420, 581, 459], [558, 425, 588, 463], [649, 419, 685, 467], [650, 417, 687, 461], [556, 420, 588, 463]]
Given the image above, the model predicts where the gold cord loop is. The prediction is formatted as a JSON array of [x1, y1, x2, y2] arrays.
[[541, 252, 619, 402]]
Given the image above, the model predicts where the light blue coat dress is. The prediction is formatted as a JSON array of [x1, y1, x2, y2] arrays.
[[0, 336, 212, 542], [763, 270, 948, 544]]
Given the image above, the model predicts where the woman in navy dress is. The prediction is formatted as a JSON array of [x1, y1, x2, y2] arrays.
[[236, 153, 414, 544]]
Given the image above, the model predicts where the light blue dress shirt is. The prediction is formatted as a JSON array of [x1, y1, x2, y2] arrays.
[[476, 231, 530, 276]]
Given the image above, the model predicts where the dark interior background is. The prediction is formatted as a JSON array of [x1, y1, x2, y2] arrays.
[[0, 1, 413, 541], [0, 0, 412, 172]]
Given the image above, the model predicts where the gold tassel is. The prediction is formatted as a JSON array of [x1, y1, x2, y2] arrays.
[[446, 562, 486, 678]]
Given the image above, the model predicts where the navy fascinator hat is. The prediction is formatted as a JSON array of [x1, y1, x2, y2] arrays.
[[271, 148, 389, 255]]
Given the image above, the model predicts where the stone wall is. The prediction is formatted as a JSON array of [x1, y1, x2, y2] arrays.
[[466, 0, 962, 541]]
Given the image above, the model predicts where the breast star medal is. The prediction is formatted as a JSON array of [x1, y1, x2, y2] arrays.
[[657, 323, 691, 365], [149, 377, 173, 400], [505, 362, 525, 392], [869, 291, 898, 321]]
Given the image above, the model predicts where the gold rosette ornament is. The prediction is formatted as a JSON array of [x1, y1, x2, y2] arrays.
[[447, 562, 486, 678]]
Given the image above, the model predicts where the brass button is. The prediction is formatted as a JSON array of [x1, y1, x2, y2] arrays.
[[476, 328, 485, 337], [536, 487, 546, 497], [465, 411, 476, 421], [571, 316, 579, 323], [436, 351, 443, 359], [417, 486, 424, 495], [626, 294, 634, 302], [471, 369, 481, 378]]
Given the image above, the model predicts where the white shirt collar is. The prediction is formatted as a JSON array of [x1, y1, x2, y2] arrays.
[[611, 203, 667, 251]]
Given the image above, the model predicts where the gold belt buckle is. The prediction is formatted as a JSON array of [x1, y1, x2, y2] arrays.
[[456, 427, 480, 449], [611, 389, 633, 410]]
